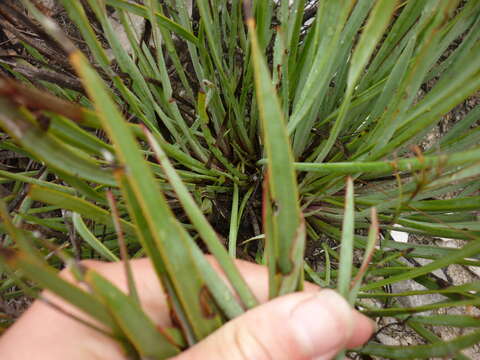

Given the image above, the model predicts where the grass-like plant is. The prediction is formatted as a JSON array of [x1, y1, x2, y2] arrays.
[[0, 0, 479, 358]]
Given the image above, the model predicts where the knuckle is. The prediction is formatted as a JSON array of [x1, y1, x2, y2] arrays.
[[230, 322, 274, 360]]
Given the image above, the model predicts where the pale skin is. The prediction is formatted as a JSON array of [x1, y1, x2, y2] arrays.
[[0, 257, 374, 360]]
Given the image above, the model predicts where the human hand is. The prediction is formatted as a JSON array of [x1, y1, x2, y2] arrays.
[[0, 257, 374, 360]]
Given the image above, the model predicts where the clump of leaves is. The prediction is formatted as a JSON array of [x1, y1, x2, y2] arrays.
[[0, 0, 479, 358]]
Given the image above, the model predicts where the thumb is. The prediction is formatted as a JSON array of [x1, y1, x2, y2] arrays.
[[175, 289, 356, 360]]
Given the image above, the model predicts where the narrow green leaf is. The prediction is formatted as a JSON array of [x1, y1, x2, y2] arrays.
[[49, 115, 113, 156], [29, 185, 136, 236], [72, 213, 119, 262], [361, 237, 480, 291], [87, 271, 181, 359], [337, 177, 355, 298], [347, 1, 398, 91], [359, 281, 480, 298], [0, 169, 75, 195], [197, 92, 244, 179], [360, 329, 480, 359], [228, 183, 239, 257], [407, 321, 470, 360], [349, 207, 378, 304], [312, 0, 397, 163], [70, 50, 223, 341], [0, 250, 118, 332], [285, 147, 480, 175], [363, 297, 480, 317], [144, 128, 257, 311], [106, 190, 139, 303], [104, 0, 198, 45], [409, 315, 480, 328], [0, 98, 115, 186], [248, 13, 304, 296], [57, 0, 111, 71]]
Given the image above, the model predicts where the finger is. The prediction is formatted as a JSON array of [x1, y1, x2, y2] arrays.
[[207, 256, 320, 303], [78, 259, 171, 327], [56, 258, 373, 348], [347, 312, 375, 349], [77, 257, 319, 327], [175, 289, 357, 360], [0, 292, 126, 360]]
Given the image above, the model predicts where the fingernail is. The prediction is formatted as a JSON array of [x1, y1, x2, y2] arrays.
[[290, 289, 354, 359]]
